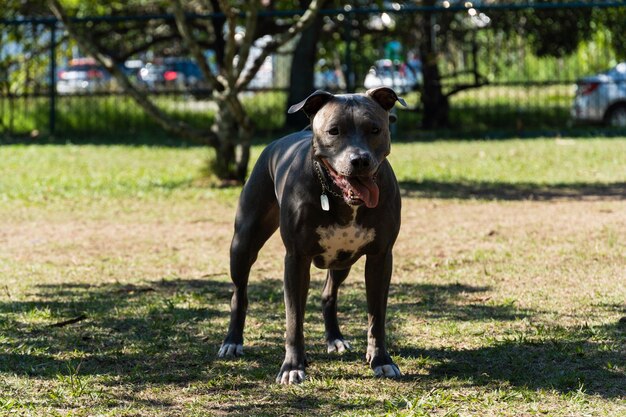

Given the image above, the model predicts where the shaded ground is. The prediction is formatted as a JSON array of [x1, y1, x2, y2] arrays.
[[399, 180, 626, 200]]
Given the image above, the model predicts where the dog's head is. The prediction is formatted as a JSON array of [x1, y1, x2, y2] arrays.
[[288, 87, 406, 208]]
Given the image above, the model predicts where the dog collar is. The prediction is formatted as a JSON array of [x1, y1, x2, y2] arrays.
[[314, 161, 342, 211]]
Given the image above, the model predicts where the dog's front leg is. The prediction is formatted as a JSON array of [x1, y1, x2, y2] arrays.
[[364, 250, 401, 378], [276, 253, 312, 384], [322, 268, 352, 353]]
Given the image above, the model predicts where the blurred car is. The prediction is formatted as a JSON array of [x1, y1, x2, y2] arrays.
[[138, 58, 205, 91], [363, 59, 422, 94], [138, 62, 166, 89], [56, 58, 111, 94], [571, 62, 626, 127]]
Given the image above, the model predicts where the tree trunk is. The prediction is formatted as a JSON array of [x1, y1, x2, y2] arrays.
[[285, 4, 323, 129], [211, 102, 251, 184], [420, 51, 449, 129], [419, 6, 449, 129]]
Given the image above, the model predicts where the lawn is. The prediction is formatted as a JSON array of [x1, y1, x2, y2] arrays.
[[0, 137, 625, 416]]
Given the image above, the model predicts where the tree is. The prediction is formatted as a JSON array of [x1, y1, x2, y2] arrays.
[[285, 1, 324, 129], [407, 1, 597, 129], [47, 0, 322, 184], [595, 5, 626, 60], [416, 0, 451, 129]]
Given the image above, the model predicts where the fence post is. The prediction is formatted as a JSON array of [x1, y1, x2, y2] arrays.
[[49, 20, 56, 136]]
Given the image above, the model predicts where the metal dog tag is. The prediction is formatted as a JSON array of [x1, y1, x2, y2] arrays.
[[320, 193, 330, 211]]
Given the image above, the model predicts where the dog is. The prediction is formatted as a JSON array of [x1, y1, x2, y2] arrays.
[[218, 87, 406, 384]]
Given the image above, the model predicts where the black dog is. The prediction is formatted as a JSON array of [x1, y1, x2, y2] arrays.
[[218, 87, 406, 384]]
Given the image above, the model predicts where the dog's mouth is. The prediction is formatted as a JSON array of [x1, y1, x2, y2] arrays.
[[321, 159, 379, 208]]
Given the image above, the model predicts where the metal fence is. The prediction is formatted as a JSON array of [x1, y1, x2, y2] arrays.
[[1, 2, 625, 141]]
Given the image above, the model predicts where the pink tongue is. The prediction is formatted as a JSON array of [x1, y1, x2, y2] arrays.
[[348, 177, 379, 208]]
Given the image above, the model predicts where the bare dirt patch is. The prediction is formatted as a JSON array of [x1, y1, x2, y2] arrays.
[[2, 197, 624, 305]]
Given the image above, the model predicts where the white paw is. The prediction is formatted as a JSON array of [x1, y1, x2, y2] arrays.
[[373, 364, 401, 378], [276, 369, 306, 385], [217, 343, 243, 357], [327, 339, 352, 354]]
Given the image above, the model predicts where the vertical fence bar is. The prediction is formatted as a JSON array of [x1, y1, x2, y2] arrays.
[[49, 20, 56, 136]]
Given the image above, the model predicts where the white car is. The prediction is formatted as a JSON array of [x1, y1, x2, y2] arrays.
[[572, 62, 626, 127]]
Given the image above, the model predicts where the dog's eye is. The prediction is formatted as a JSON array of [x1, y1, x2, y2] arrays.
[[371, 127, 381, 134], [328, 127, 339, 135]]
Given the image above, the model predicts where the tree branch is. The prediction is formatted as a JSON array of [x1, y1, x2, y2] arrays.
[[236, 0, 322, 90], [218, 0, 238, 88], [234, 1, 260, 78], [117, 33, 179, 61], [47, 0, 218, 147], [445, 81, 489, 98], [171, 0, 226, 91], [168, 2, 254, 133]]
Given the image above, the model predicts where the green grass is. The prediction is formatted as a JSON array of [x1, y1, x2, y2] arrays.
[[391, 138, 626, 200], [1, 137, 623, 203], [0, 138, 625, 416]]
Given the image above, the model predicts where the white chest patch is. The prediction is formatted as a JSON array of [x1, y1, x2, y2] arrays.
[[315, 207, 375, 267]]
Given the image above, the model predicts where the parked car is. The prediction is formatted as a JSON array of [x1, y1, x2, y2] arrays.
[[56, 58, 111, 94], [363, 59, 422, 94], [138, 58, 205, 91], [571, 62, 626, 127], [138, 62, 166, 89]]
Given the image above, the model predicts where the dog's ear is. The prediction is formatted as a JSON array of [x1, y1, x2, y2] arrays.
[[366, 87, 407, 111], [288, 90, 334, 118]]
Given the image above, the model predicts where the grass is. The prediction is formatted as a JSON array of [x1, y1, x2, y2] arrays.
[[0, 137, 625, 416]]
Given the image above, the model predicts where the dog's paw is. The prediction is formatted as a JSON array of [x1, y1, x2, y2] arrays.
[[276, 369, 306, 385], [217, 343, 243, 358], [327, 338, 352, 354], [373, 363, 401, 378]]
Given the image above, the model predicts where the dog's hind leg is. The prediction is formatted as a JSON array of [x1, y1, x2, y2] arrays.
[[219, 166, 279, 358], [322, 267, 352, 353]]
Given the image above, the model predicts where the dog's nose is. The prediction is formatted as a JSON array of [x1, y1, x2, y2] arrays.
[[349, 153, 372, 170]]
